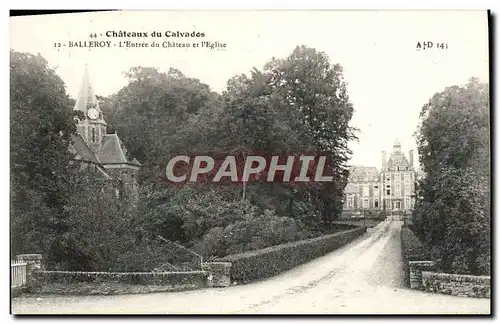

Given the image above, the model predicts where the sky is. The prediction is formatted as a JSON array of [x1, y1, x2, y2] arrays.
[[9, 10, 489, 168]]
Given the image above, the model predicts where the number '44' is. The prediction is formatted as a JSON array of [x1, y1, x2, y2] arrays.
[[89, 33, 98, 38]]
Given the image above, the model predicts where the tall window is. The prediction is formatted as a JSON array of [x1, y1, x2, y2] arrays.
[[362, 184, 369, 197], [405, 184, 411, 196], [405, 197, 411, 209], [363, 198, 369, 208], [386, 173, 391, 182], [395, 183, 401, 197], [374, 199, 379, 208], [386, 189, 391, 196], [347, 196, 354, 208], [395, 201, 401, 209], [394, 173, 400, 181], [92, 128, 95, 142]]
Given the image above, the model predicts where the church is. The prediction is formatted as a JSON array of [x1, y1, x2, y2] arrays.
[[69, 66, 141, 201], [343, 140, 419, 215]]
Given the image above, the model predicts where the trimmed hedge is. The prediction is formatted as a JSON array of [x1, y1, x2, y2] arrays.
[[220, 226, 366, 283], [401, 226, 431, 287]]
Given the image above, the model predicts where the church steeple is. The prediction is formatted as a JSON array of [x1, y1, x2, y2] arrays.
[[74, 65, 107, 152]]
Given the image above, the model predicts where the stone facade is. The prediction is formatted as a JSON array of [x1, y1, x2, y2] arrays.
[[421, 271, 490, 299], [405, 259, 490, 298], [408, 261, 437, 290], [202, 262, 232, 287], [343, 140, 417, 216]]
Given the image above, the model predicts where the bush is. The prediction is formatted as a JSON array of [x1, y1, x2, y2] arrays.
[[192, 209, 312, 258], [219, 226, 366, 283], [401, 226, 431, 287]]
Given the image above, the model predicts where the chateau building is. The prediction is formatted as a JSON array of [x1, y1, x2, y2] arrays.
[[69, 66, 141, 201], [343, 140, 416, 215]]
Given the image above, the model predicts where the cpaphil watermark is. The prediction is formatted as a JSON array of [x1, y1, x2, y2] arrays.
[[157, 152, 336, 186]]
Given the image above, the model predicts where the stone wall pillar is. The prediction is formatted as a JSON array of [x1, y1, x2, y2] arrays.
[[17, 254, 44, 288], [409, 261, 436, 290], [202, 262, 231, 287]]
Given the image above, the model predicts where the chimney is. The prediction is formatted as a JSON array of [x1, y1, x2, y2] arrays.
[[382, 151, 387, 170], [409, 150, 414, 167]]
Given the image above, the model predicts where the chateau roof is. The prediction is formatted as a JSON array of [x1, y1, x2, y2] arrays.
[[387, 151, 410, 170], [384, 139, 412, 170], [386, 152, 411, 170], [349, 166, 379, 181]]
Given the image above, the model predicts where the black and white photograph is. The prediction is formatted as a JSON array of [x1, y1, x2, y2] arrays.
[[9, 9, 491, 315]]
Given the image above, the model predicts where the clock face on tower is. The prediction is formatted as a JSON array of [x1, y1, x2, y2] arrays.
[[87, 108, 99, 120]]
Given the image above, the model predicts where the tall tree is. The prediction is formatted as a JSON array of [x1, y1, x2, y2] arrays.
[[413, 77, 490, 275], [10, 50, 76, 255], [262, 46, 357, 226], [111, 67, 220, 166]]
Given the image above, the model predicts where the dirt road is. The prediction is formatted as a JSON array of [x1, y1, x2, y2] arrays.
[[11, 221, 491, 315]]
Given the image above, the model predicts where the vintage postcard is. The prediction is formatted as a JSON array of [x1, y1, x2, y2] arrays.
[[9, 10, 491, 315]]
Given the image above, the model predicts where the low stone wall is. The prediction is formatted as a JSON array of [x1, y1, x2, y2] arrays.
[[421, 271, 490, 298], [13, 253, 231, 296], [202, 262, 231, 287], [400, 227, 490, 299], [409, 261, 437, 290], [29, 270, 209, 295]]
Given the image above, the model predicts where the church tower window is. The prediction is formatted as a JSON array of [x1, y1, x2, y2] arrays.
[[92, 128, 95, 142]]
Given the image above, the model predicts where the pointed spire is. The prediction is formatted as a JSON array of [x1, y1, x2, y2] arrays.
[[393, 138, 402, 153], [73, 64, 101, 114]]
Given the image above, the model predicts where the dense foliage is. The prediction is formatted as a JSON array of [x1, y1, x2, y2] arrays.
[[109, 46, 357, 261], [412, 78, 490, 275], [400, 225, 431, 286], [10, 50, 77, 261], [11, 46, 357, 271]]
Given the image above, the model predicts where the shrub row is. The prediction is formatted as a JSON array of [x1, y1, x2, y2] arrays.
[[220, 226, 366, 283], [32, 270, 208, 286], [401, 225, 431, 287]]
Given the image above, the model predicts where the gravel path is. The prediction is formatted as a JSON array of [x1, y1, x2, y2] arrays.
[[11, 221, 491, 315]]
